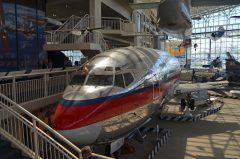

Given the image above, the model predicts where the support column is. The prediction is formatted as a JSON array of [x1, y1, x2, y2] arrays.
[[133, 0, 142, 46], [89, 0, 102, 28], [153, 36, 161, 50], [133, 11, 141, 46]]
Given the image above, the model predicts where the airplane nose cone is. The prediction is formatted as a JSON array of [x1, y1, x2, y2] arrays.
[[53, 86, 113, 144], [53, 104, 102, 145], [53, 103, 98, 130], [57, 124, 102, 145]]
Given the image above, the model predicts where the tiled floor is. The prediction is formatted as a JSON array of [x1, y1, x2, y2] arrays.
[[156, 98, 240, 159]]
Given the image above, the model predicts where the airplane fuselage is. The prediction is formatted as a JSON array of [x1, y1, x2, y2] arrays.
[[53, 47, 181, 145]]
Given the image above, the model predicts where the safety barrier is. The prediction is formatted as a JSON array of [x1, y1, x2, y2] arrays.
[[0, 68, 76, 104], [0, 93, 113, 159], [208, 92, 240, 99], [101, 17, 126, 31], [160, 99, 224, 122], [147, 129, 170, 159], [46, 30, 108, 51]]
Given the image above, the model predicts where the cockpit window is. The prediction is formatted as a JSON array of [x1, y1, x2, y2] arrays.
[[70, 75, 86, 85], [123, 73, 134, 87], [115, 74, 125, 88], [86, 75, 113, 86]]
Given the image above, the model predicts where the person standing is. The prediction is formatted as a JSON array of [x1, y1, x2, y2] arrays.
[[81, 146, 98, 159]]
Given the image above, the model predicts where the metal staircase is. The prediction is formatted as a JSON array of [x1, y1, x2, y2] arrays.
[[44, 14, 108, 59], [0, 93, 112, 159]]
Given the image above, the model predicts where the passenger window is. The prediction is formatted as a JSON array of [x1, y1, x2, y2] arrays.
[[123, 73, 134, 86], [115, 74, 125, 88]]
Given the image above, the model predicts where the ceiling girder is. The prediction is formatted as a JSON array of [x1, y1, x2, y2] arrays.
[[192, 0, 240, 7]]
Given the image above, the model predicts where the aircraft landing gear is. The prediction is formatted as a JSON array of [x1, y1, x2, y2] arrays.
[[181, 93, 195, 117], [104, 138, 124, 158]]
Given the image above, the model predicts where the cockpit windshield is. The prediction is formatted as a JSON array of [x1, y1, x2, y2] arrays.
[[86, 75, 113, 86], [70, 74, 86, 85]]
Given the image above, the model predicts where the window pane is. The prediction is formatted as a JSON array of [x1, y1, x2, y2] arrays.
[[86, 75, 113, 86], [115, 74, 125, 88], [70, 75, 86, 85], [123, 73, 134, 86]]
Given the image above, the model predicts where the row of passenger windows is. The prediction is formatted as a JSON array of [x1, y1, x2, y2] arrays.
[[70, 72, 134, 88]]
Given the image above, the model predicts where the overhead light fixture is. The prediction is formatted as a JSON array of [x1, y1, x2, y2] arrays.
[[53, 13, 57, 17], [65, 3, 69, 8], [192, 16, 202, 20], [230, 16, 240, 19]]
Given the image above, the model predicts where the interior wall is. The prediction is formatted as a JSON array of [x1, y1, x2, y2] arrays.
[[0, 0, 46, 72]]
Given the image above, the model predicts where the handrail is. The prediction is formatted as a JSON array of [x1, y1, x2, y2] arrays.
[[56, 15, 75, 31], [0, 67, 77, 80], [0, 67, 78, 104], [0, 94, 113, 159], [57, 15, 81, 31], [93, 30, 109, 51], [101, 17, 125, 31], [45, 30, 109, 51], [73, 14, 90, 30], [0, 93, 80, 159]]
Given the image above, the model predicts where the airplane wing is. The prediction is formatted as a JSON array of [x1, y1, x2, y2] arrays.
[[175, 81, 228, 94], [191, 0, 240, 7]]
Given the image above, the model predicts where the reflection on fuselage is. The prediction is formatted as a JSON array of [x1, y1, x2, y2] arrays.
[[53, 47, 181, 145]]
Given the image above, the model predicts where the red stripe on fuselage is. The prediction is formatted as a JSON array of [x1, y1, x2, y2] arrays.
[[54, 77, 179, 131]]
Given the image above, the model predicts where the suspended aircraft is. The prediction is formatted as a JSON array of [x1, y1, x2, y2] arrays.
[[129, 0, 240, 38]]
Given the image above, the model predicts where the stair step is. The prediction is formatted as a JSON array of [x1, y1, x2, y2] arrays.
[[19, 157, 31, 159], [0, 137, 31, 159], [7, 155, 31, 159], [0, 140, 11, 153], [1, 148, 21, 159]]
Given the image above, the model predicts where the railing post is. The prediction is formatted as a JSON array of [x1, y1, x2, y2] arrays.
[[33, 119, 39, 159], [120, 19, 122, 31], [12, 77, 16, 102], [66, 72, 69, 86], [44, 74, 48, 97], [79, 152, 83, 159]]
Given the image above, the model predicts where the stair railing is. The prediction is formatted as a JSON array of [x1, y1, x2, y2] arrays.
[[57, 15, 81, 31], [0, 93, 113, 159], [73, 14, 90, 30], [47, 15, 82, 44], [92, 30, 109, 51]]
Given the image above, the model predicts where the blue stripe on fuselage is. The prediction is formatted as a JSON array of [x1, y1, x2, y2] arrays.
[[60, 84, 156, 107]]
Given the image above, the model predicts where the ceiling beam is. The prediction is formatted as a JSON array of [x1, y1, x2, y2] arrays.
[[129, 2, 160, 9], [47, 0, 79, 6], [192, 0, 240, 7]]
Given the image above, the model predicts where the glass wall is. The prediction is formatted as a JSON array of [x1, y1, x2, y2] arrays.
[[191, 6, 240, 68]]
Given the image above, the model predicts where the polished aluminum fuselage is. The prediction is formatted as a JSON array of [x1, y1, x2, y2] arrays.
[[54, 47, 181, 145]]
